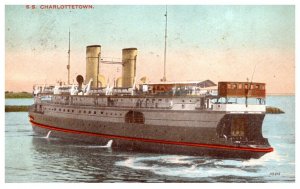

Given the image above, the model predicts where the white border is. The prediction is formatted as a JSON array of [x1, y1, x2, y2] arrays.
[[1, 0, 298, 188]]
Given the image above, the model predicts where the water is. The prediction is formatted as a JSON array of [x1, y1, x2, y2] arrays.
[[5, 96, 295, 182], [5, 98, 34, 106]]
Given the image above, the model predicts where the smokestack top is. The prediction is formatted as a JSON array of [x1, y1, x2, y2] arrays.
[[123, 48, 137, 51], [87, 45, 101, 48]]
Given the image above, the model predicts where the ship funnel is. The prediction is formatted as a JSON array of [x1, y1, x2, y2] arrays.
[[122, 48, 137, 88], [86, 45, 101, 88]]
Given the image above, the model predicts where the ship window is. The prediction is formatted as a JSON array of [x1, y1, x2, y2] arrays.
[[59, 108, 61, 111], [261, 85, 265, 90], [84, 110, 86, 113], [94, 111, 96, 114], [72, 110, 74, 112], [88, 111, 91, 114], [251, 84, 255, 89], [101, 112, 103, 114], [63, 109, 65, 112], [244, 84, 248, 89], [67, 109, 69, 112], [227, 84, 231, 89], [232, 84, 237, 89], [158, 99, 162, 101], [125, 111, 145, 124], [255, 84, 260, 89], [238, 84, 243, 89], [79, 110, 81, 113], [182, 100, 185, 102]]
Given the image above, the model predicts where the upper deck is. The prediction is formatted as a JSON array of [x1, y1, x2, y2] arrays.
[[32, 80, 266, 114], [33, 80, 218, 97]]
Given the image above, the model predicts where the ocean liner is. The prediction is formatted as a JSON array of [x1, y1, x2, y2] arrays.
[[28, 43, 273, 159]]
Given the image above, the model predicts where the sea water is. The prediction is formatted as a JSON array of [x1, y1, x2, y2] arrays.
[[5, 98, 34, 106], [4, 96, 295, 182]]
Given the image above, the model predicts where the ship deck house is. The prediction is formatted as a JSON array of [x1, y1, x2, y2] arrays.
[[218, 82, 266, 98], [143, 80, 216, 94]]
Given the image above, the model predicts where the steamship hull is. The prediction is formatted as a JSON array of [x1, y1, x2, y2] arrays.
[[28, 105, 273, 159]]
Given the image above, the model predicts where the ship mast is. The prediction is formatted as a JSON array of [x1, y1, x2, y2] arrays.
[[162, 6, 168, 82], [67, 28, 71, 85]]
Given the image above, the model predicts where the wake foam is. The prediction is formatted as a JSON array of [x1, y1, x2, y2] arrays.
[[71, 140, 113, 149], [116, 155, 269, 178]]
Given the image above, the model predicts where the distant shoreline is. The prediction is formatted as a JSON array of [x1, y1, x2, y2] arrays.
[[5, 92, 32, 98], [5, 105, 29, 112]]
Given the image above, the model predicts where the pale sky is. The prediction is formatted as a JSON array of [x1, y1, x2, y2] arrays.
[[5, 5, 295, 94]]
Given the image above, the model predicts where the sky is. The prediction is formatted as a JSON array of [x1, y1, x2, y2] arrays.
[[5, 5, 295, 94]]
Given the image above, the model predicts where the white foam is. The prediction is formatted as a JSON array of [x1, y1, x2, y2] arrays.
[[116, 155, 269, 178], [71, 140, 113, 149], [116, 157, 156, 171], [242, 149, 282, 166], [34, 131, 53, 139], [45, 131, 51, 139], [160, 155, 194, 164]]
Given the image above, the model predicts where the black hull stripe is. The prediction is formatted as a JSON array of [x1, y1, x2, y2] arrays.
[[29, 119, 273, 153]]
